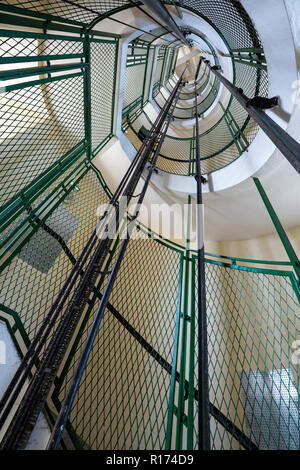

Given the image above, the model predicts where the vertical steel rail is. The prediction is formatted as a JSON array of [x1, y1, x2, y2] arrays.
[[0, 71, 182, 450], [136, 0, 190, 46], [205, 60, 300, 174], [194, 58, 211, 450], [142, 44, 150, 106], [46, 73, 185, 450], [83, 33, 92, 160], [187, 197, 196, 449], [110, 37, 119, 137]]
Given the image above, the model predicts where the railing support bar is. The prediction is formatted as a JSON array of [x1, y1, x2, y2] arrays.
[[253, 177, 300, 283], [194, 59, 211, 450]]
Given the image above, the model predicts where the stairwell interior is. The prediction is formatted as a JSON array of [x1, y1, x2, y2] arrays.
[[0, 0, 300, 451]]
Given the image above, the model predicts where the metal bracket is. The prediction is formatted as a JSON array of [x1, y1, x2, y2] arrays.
[[173, 405, 188, 424], [194, 175, 208, 184], [94, 267, 112, 275], [246, 95, 279, 109], [211, 65, 222, 71]]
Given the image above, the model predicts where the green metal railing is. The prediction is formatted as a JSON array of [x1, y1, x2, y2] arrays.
[[123, 42, 177, 117], [122, 42, 149, 116], [122, 0, 268, 175], [123, 105, 254, 176], [1, 0, 299, 453], [152, 47, 167, 98], [1, 182, 299, 449], [149, 0, 268, 175], [221, 47, 267, 72], [0, 25, 119, 209]]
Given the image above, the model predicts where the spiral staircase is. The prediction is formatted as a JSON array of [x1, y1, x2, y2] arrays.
[[0, 0, 300, 451]]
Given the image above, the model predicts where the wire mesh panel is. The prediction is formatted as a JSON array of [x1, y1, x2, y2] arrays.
[[153, 49, 165, 92], [160, 137, 191, 163], [91, 38, 119, 154], [0, 167, 110, 346], [0, 26, 119, 275], [0, 1, 130, 25], [143, 47, 155, 104], [123, 64, 146, 114], [195, 257, 300, 450], [122, 43, 151, 116], [0, 77, 85, 206], [153, 0, 269, 175], [156, 156, 190, 176], [53, 237, 183, 450], [0, 30, 86, 207]]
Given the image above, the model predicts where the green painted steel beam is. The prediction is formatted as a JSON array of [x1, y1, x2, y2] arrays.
[[1, 71, 84, 93], [0, 28, 84, 41], [0, 63, 87, 81], [87, 37, 119, 44], [0, 3, 86, 27], [0, 54, 84, 65], [222, 51, 265, 60], [231, 47, 264, 54], [231, 57, 267, 72], [0, 27, 119, 42], [142, 46, 150, 105], [0, 304, 31, 349], [253, 177, 300, 282], [0, 9, 120, 38]]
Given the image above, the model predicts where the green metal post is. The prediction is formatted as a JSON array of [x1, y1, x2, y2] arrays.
[[83, 33, 92, 160], [160, 47, 168, 87], [219, 101, 249, 155], [175, 194, 192, 449], [165, 253, 184, 449], [142, 45, 150, 105], [187, 254, 196, 449], [194, 60, 211, 450], [221, 48, 266, 71], [111, 38, 120, 136]]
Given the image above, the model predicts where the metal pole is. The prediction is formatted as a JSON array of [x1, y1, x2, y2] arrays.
[[204, 60, 300, 174], [0, 74, 183, 450], [138, 0, 190, 47], [46, 74, 185, 450], [194, 59, 211, 450]]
